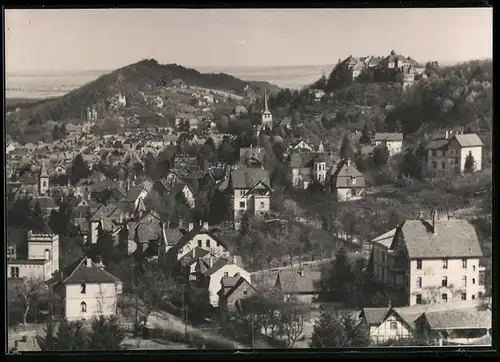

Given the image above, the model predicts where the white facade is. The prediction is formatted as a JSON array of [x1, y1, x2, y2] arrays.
[[367, 313, 413, 344], [409, 258, 484, 306], [336, 187, 363, 202], [374, 140, 403, 156], [64, 281, 122, 321], [233, 182, 271, 228], [208, 263, 251, 307], [27, 233, 59, 276], [175, 233, 230, 260], [8, 261, 52, 281], [427, 135, 483, 176]]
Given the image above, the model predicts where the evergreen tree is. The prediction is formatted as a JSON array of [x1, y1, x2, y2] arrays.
[[464, 151, 476, 173], [339, 135, 355, 160], [144, 152, 156, 177], [51, 125, 62, 141], [70, 154, 90, 185], [372, 144, 390, 168], [37, 319, 89, 351], [88, 316, 125, 350], [359, 124, 371, 144], [30, 200, 46, 233]]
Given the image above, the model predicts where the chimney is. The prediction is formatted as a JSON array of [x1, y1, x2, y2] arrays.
[[95, 256, 104, 269], [346, 158, 351, 166], [431, 209, 437, 234], [298, 268, 305, 277], [188, 222, 194, 231], [418, 210, 424, 220], [388, 300, 392, 308], [445, 130, 449, 139], [85, 257, 92, 267], [202, 221, 209, 231], [209, 256, 214, 268], [192, 247, 196, 258], [232, 255, 238, 266]]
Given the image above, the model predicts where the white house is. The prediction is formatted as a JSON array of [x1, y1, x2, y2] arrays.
[[204, 257, 251, 307], [373, 133, 404, 156], [48, 257, 122, 321], [426, 132, 483, 177], [7, 231, 60, 281], [329, 159, 365, 201], [229, 167, 272, 229], [371, 212, 486, 307]]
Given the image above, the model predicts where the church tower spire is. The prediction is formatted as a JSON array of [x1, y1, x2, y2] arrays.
[[264, 88, 269, 113]]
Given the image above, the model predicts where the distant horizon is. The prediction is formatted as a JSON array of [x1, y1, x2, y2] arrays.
[[6, 58, 489, 76]]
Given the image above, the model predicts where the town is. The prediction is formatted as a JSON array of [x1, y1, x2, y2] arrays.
[[6, 8, 492, 351]]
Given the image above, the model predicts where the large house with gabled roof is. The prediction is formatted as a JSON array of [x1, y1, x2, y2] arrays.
[[329, 159, 365, 201], [370, 211, 486, 307]]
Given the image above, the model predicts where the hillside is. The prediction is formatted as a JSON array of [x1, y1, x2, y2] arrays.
[[17, 59, 280, 123]]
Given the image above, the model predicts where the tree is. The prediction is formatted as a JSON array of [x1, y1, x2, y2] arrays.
[[310, 305, 370, 348], [52, 125, 62, 141], [359, 124, 371, 144], [10, 277, 48, 324], [30, 200, 47, 233], [339, 135, 355, 160], [279, 296, 306, 348], [144, 152, 156, 177], [37, 318, 89, 351], [70, 154, 90, 185], [372, 144, 390, 168], [88, 315, 125, 350], [464, 151, 476, 173]]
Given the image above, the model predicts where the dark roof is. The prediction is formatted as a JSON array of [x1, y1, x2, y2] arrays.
[[374, 133, 404, 142], [29, 196, 58, 209], [179, 246, 210, 261], [399, 219, 483, 259], [360, 307, 390, 325], [426, 139, 450, 150], [220, 277, 257, 302], [231, 167, 270, 189], [48, 257, 121, 286], [205, 257, 230, 276]]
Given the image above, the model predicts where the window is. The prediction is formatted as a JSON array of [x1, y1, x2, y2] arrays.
[[432, 150, 437, 157], [239, 201, 245, 208], [442, 259, 448, 269], [80, 302, 87, 312], [416, 294, 422, 304], [441, 293, 448, 302], [206, 240, 210, 247], [472, 295, 476, 300], [240, 190, 245, 196], [416, 277, 422, 288], [351, 188, 358, 196], [260, 202, 265, 209], [351, 177, 357, 185], [473, 265, 476, 271], [10, 267, 20, 279], [442, 161, 446, 169], [461, 293, 467, 301], [432, 161, 437, 169], [243, 290, 248, 296], [442, 276, 448, 287], [43, 181, 47, 187], [224, 272, 229, 277], [390, 322, 398, 330], [416, 259, 422, 270], [462, 259, 468, 268], [198, 240, 202, 247], [472, 278, 476, 285], [81, 283, 86, 294], [462, 276, 467, 287]]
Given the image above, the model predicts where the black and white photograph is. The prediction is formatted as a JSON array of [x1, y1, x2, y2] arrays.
[[5, 6, 493, 352]]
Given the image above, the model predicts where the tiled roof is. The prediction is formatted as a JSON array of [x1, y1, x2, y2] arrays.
[[332, 160, 365, 188], [220, 277, 257, 303], [275, 270, 321, 294], [421, 308, 491, 330], [360, 307, 390, 325], [399, 219, 483, 259], [48, 257, 121, 286], [426, 139, 450, 150], [205, 257, 230, 276], [230, 167, 270, 189], [454, 134, 483, 147], [374, 133, 404, 142]]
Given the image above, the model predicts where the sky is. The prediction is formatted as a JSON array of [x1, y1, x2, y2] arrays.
[[5, 8, 493, 73]]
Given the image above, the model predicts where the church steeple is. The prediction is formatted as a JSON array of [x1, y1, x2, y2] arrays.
[[38, 161, 50, 195]]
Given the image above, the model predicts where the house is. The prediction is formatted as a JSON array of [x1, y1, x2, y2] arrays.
[[370, 212, 485, 307], [218, 276, 258, 313], [233, 106, 248, 118], [289, 139, 315, 153], [7, 231, 60, 281], [359, 299, 484, 345], [414, 308, 491, 346], [239, 147, 266, 168], [329, 159, 365, 201], [202, 256, 251, 307], [373, 133, 404, 156], [47, 257, 122, 321], [273, 269, 322, 305], [426, 132, 483, 177], [163, 224, 231, 262], [229, 167, 272, 229], [289, 152, 327, 189]]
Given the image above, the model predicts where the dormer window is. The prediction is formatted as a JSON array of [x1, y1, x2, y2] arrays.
[[81, 283, 86, 294], [351, 177, 357, 185]]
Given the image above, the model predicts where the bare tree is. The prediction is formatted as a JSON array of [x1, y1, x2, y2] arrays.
[[279, 296, 306, 348], [9, 277, 47, 325]]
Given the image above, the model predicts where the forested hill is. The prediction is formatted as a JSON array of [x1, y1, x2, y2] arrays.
[[19, 59, 280, 122]]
